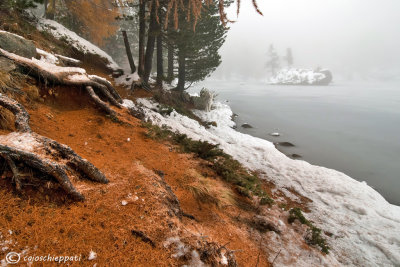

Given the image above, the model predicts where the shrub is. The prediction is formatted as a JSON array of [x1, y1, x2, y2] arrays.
[[288, 207, 330, 254], [142, 122, 274, 203]]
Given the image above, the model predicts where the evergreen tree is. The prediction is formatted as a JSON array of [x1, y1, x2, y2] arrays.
[[168, 0, 229, 90], [285, 47, 293, 67], [266, 44, 280, 76], [1, 0, 43, 11]]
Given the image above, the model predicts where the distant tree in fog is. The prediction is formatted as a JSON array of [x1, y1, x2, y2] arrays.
[[266, 44, 280, 76], [285, 47, 293, 67]]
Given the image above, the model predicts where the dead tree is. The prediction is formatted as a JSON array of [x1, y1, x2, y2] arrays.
[[0, 94, 108, 201], [0, 48, 122, 116]]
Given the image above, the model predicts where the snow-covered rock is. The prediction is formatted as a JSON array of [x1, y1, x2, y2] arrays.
[[270, 68, 333, 85], [36, 19, 120, 71]]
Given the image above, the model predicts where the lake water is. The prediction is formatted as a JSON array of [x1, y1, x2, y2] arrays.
[[191, 80, 400, 205]]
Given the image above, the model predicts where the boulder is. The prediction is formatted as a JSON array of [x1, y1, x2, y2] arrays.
[[250, 215, 281, 234], [275, 141, 295, 147], [0, 31, 36, 58], [241, 123, 253, 128]]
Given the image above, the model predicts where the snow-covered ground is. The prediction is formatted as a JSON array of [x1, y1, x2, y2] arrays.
[[270, 68, 330, 85], [36, 19, 120, 71], [128, 98, 400, 267]]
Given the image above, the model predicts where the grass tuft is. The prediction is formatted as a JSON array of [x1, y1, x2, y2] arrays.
[[288, 207, 330, 254], [142, 122, 273, 203]]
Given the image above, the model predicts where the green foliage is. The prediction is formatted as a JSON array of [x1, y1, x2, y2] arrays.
[[167, 0, 229, 86], [288, 208, 330, 254], [158, 105, 174, 116], [1, 0, 43, 11], [213, 156, 273, 203], [141, 122, 273, 203], [172, 135, 225, 160], [141, 122, 171, 141], [152, 90, 210, 128]]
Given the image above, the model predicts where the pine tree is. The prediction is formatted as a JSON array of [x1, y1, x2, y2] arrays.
[[1, 0, 43, 11], [285, 47, 293, 67], [266, 44, 280, 76], [169, 0, 229, 90]]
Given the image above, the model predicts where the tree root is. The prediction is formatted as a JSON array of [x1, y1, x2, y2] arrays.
[[0, 48, 122, 116], [0, 94, 31, 132], [0, 94, 108, 201]]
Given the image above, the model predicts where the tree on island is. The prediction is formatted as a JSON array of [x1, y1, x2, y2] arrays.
[[266, 44, 280, 76], [285, 47, 293, 67]]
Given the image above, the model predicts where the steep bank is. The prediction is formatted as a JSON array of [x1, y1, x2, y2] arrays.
[[0, 12, 398, 267], [0, 14, 333, 267], [132, 99, 400, 266]]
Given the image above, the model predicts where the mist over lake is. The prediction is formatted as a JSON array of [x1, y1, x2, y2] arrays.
[[191, 79, 400, 205]]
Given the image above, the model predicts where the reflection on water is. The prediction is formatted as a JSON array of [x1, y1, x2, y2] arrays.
[[191, 80, 400, 205]]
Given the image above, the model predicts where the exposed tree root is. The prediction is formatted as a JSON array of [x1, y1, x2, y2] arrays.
[[0, 48, 122, 116], [0, 94, 108, 201], [0, 94, 31, 132]]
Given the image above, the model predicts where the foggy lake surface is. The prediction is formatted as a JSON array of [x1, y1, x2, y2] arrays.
[[191, 80, 400, 205]]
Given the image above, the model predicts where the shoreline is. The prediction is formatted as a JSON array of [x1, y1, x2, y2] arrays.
[[134, 97, 400, 266]]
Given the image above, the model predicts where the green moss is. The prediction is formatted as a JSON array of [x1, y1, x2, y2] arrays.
[[288, 208, 330, 254], [260, 196, 274, 206]]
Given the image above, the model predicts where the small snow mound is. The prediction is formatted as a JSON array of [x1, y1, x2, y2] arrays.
[[122, 99, 135, 109], [220, 252, 228, 265], [88, 250, 97, 260], [115, 72, 140, 87], [187, 250, 206, 267], [270, 68, 331, 85], [164, 237, 189, 258]]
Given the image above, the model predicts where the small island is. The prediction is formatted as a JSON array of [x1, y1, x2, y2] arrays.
[[270, 68, 333, 85]]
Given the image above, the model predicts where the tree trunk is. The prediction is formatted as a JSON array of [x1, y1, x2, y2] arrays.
[[156, 24, 163, 86], [44, 0, 48, 18], [176, 49, 186, 91], [143, 3, 157, 83], [46, 0, 55, 19], [122, 30, 136, 74], [167, 43, 174, 82], [138, 0, 146, 77]]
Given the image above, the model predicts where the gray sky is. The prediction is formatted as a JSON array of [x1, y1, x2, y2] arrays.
[[212, 0, 400, 80]]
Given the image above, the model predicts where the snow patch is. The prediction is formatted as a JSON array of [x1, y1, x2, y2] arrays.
[[136, 98, 400, 267], [88, 250, 97, 260], [37, 19, 120, 71], [114, 72, 140, 87], [164, 237, 189, 258], [270, 68, 330, 85], [36, 48, 59, 64]]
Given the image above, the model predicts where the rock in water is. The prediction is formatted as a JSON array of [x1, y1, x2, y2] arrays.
[[275, 142, 295, 147], [0, 31, 37, 58], [241, 123, 253, 128], [269, 132, 280, 137]]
